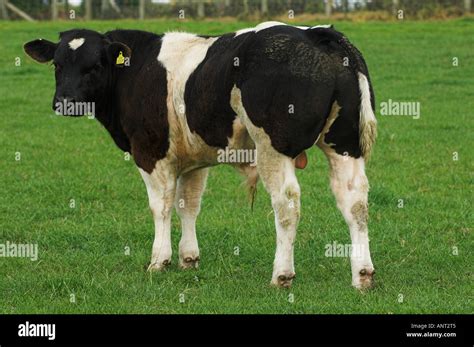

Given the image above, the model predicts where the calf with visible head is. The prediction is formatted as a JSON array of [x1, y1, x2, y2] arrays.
[[24, 22, 377, 289]]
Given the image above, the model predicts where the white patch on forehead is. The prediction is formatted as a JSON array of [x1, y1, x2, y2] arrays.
[[68, 38, 85, 50]]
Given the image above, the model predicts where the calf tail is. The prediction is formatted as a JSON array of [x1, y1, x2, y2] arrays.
[[357, 72, 377, 161], [236, 164, 259, 210]]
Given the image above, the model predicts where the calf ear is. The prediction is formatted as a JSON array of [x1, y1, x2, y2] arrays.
[[106, 42, 132, 67], [24, 39, 57, 63]]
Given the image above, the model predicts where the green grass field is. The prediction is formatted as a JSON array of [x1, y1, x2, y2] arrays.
[[0, 18, 472, 314]]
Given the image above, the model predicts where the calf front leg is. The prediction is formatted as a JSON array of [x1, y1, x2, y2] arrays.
[[138, 160, 176, 271], [174, 168, 209, 269]]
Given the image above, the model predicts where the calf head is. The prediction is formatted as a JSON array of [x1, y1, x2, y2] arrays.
[[24, 29, 131, 116]]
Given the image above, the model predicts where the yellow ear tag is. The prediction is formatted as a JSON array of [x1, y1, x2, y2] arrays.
[[116, 51, 125, 65]]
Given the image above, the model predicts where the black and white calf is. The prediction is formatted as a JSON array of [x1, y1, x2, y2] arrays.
[[24, 21, 377, 289]]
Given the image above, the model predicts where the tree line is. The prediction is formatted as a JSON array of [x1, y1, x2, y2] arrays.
[[1, 0, 472, 21]]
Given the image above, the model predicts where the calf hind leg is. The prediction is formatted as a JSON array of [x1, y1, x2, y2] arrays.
[[242, 127, 300, 288], [323, 150, 375, 289], [260, 147, 300, 288], [232, 86, 301, 288]]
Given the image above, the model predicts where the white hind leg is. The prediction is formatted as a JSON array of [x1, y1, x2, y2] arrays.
[[323, 149, 375, 289], [255, 141, 300, 288], [232, 87, 300, 288]]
